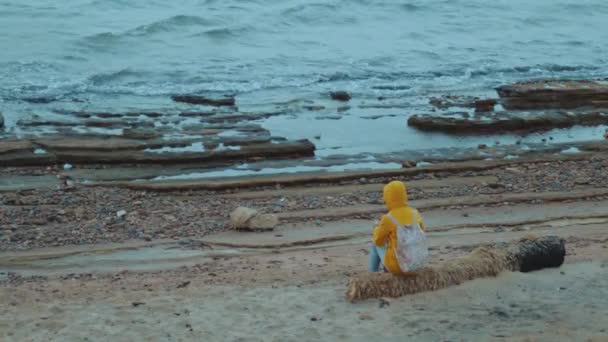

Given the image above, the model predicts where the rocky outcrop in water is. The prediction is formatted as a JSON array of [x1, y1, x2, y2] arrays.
[[172, 95, 236, 107], [330, 91, 352, 102], [22, 96, 57, 104], [0, 112, 4, 129], [408, 110, 608, 135], [497, 80, 608, 110]]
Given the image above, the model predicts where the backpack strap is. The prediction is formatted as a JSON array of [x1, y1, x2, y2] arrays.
[[386, 213, 401, 228], [387, 211, 419, 230]]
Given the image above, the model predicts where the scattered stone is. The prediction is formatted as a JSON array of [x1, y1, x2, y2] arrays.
[[378, 298, 390, 308], [401, 160, 417, 168], [478, 144, 487, 149], [490, 307, 509, 318], [310, 315, 321, 322], [575, 178, 591, 185], [172, 95, 236, 107], [177, 281, 191, 289], [230, 207, 278, 231], [131, 302, 146, 307], [359, 313, 374, 321], [63, 163, 73, 170], [249, 214, 279, 230], [230, 207, 258, 228], [330, 91, 352, 102], [116, 210, 127, 218]]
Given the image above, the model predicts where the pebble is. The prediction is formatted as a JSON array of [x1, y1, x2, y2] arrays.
[[63, 163, 73, 170], [378, 298, 390, 308], [358, 313, 374, 321], [116, 210, 127, 218]]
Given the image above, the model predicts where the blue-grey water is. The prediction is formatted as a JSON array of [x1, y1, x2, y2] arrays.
[[2, 0, 608, 168]]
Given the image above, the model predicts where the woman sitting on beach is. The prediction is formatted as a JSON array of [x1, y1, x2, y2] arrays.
[[368, 180, 427, 274]]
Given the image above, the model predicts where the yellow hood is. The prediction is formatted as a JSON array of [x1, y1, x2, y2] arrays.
[[383, 180, 408, 210]]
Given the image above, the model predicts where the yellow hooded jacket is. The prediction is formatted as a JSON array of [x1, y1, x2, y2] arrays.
[[373, 180, 425, 274]]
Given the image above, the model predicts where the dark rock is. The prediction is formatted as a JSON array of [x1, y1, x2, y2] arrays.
[[330, 91, 352, 102], [172, 95, 236, 107], [22, 97, 57, 104], [474, 99, 497, 113], [94, 112, 124, 119], [478, 144, 487, 149], [0, 112, 4, 128], [132, 302, 146, 307], [497, 80, 608, 110], [378, 298, 390, 308], [176, 281, 191, 289]]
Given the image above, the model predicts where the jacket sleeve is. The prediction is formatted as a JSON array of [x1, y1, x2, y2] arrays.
[[372, 215, 391, 247], [416, 210, 426, 232]]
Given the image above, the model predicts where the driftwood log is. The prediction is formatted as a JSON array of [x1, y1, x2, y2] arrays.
[[346, 236, 565, 302]]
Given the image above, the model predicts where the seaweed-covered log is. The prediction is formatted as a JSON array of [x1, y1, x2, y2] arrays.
[[346, 236, 565, 302], [507, 235, 566, 272]]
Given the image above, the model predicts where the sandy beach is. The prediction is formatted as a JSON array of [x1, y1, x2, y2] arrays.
[[2, 149, 608, 341]]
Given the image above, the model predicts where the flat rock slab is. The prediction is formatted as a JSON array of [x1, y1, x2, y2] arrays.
[[497, 80, 608, 110], [34, 137, 199, 152], [0, 175, 60, 192], [0, 138, 315, 166], [408, 110, 608, 135], [0, 140, 33, 154]]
